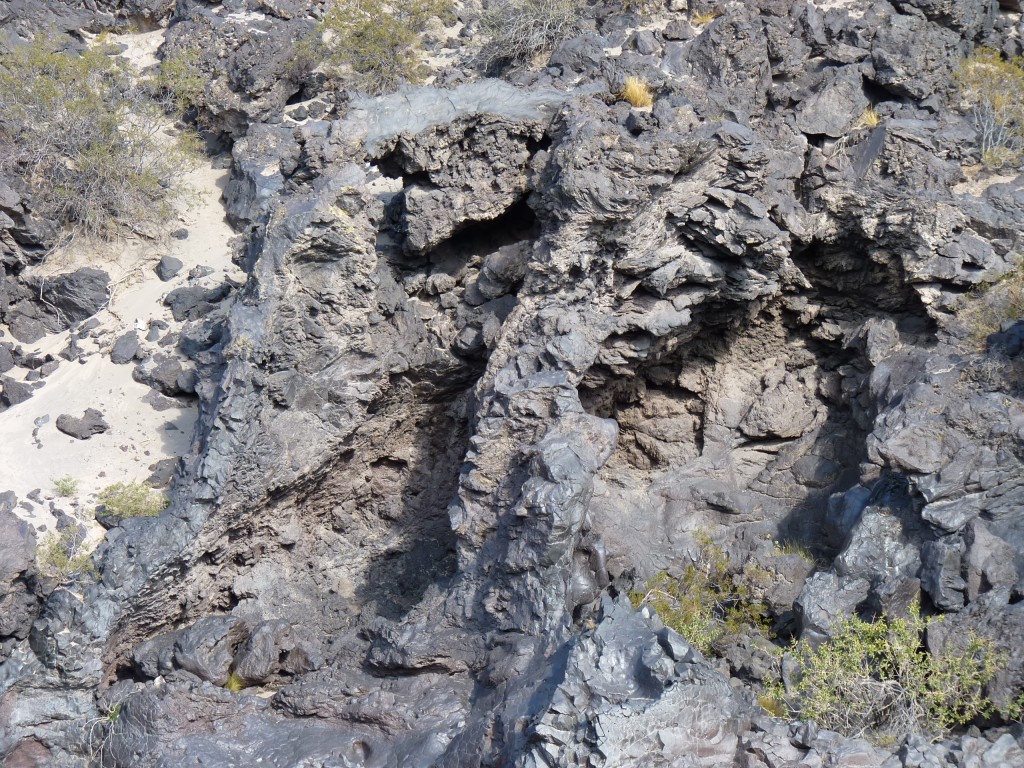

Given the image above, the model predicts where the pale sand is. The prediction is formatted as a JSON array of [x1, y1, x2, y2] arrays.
[[0, 29, 242, 538], [0, 158, 239, 536]]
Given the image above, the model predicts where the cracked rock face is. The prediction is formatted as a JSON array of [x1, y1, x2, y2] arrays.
[[3, 0, 1024, 766]]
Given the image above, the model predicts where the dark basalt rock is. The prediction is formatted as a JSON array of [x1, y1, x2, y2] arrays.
[[132, 353, 195, 397], [4, 1, 1024, 766], [0, 342, 15, 373], [109, 330, 140, 365], [163, 283, 231, 322], [155, 255, 184, 282], [0, 376, 34, 407], [0, 508, 40, 640], [3, 268, 109, 343], [55, 408, 109, 439]]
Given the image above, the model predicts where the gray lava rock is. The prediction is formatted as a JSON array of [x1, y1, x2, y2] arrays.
[[795, 65, 869, 138], [55, 408, 109, 440], [0, 376, 34, 406], [164, 283, 231, 322], [0, 342, 15, 373], [232, 620, 319, 683], [796, 572, 870, 645], [155, 255, 185, 281], [0, 508, 39, 639], [109, 330, 140, 364], [35, 268, 109, 328], [172, 616, 249, 686], [146, 457, 179, 488], [7, 3, 1024, 766], [132, 353, 193, 397], [687, 5, 771, 119]]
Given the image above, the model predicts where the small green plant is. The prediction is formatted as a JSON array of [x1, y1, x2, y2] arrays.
[[772, 601, 1006, 742], [86, 699, 129, 762], [224, 671, 245, 693], [96, 482, 168, 520], [0, 34, 199, 240], [772, 539, 831, 570], [152, 43, 207, 115], [757, 692, 787, 718], [478, 0, 583, 71], [37, 528, 95, 582], [955, 48, 1024, 170], [52, 475, 79, 497], [619, 76, 654, 108], [631, 530, 771, 655], [314, 0, 452, 94]]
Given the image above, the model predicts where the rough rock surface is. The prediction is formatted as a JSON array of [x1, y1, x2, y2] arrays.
[[0, 508, 40, 640], [55, 408, 110, 440], [2, 0, 1024, 766]]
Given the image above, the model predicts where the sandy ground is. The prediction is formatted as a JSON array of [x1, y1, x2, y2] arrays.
[[952, 166, 1019, 197], [0, 27, 240, 538], [0, 159, 239, 536]]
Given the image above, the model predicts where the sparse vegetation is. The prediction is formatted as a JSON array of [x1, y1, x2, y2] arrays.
[[856, 106, 882, 129], [692, 9, 721, 25], [152, 43, 207, 115], [37, 528, 95, 582], [619, 76, 654, 108], [224, 671, 246, 693], [956, 262, 1024, 349], [0, 34, 199, 241], [773, 539, 831, 570], [96, 481, 168, 521], [478, 0, 583, 71], [955, 48, 1024, 170], [757, 692, 787, 718], [770, 601, 1006, 742], [630, 531, 771, 655], [52, 475, 80, 497], [314, 0, 452, 94]]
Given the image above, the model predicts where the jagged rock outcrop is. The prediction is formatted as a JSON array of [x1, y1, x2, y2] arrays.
[[3, 0, 1024, 766], [0, 0, 174, 42], [161, 0, 323, 136]]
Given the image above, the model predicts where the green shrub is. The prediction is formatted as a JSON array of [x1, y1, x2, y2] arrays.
[[52, 475, 79, 497], [630, 531, 771, 655], [772, 601, 1005, 741], [37, 528, 95, 582], [96, 482, 168, 520], [478, 0, 583, 71], [152, 43, 207, 115], [0, 34, 198, 241], [314, 0, 452, 95], [955, 48, 1024, 170]]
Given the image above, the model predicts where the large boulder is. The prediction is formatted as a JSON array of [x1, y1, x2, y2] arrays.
[[0, 507, 40, 639], [4, 268, 109, 343], [55, 408, 109, 439]]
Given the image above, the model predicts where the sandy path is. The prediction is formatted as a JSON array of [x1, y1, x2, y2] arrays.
[[0, 159, 239, 534]]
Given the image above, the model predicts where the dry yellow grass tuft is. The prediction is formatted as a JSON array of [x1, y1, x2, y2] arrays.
[[692, 9, 720, 25], [619, 75, 654, 108], [224, 671, 246, 693], [856, 106, 882, 129], [957, 264, 1024, 349]]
